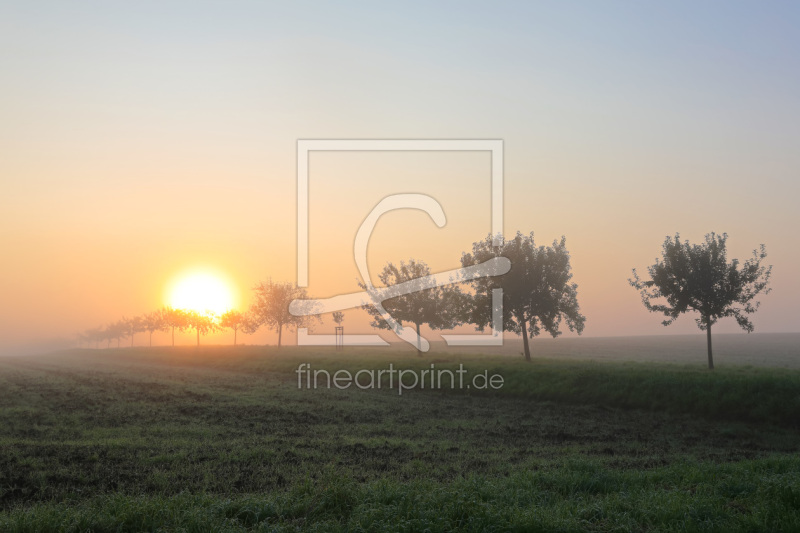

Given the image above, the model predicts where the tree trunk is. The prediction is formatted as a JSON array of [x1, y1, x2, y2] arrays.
[[415, 323, 422, 356], [277, 324, 283, 347], [131, 334, 134, 348], [196, 328, 200, 347], [234, 327, 237, 346], [520, 316, 531, 362], [172, 326, 175, 347], [149, 331, 152, 347], [706, 321, 714, 370]]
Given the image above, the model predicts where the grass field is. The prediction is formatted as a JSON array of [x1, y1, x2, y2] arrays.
[[1, 346, 799, 531], [432, 332, 800, 368]]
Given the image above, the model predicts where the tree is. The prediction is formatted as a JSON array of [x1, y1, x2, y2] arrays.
[[332, 311, 344, 326], [357, 259, 466, 355], [219, 310, 249, 346], [250, 280, 317, 347], [240, 312, 261, 339], [100, 325, 113, 349], [108, 320, 127, 348], [161, 306, 188, 347], [143, 311, 168, 347], [83, 327, 103, 349], [629, 232, 771, 370], [123, 316, 144, 347], [185, 311, 219, 347], [462, 232, 585, 362]]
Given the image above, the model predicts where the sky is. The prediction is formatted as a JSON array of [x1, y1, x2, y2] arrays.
[[1, 1, 799, 352]]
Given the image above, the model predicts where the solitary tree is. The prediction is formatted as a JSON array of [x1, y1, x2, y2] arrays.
[[161, 306, 188, 347], [185, 311, 219, 347], [332, 311, 345, 326], [219, 309, 248, 346], [250, 280, 318, 347], [630, 232, 771, 369], [462, 232, 586, 361], [358, 259, 466, 355]]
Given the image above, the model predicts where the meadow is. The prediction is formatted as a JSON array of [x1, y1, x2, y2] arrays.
[[0, 345, 799, 532]]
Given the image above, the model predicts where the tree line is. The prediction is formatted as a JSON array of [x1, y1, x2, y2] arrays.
[[80, 282, 315, 349], [80, 231, 772, 369]]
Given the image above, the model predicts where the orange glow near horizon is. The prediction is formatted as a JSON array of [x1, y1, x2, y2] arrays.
[[166, 271, 238, 316]]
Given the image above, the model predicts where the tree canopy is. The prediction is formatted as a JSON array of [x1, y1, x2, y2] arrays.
[[358, 259, 467, 354], [462, 232, 585, 361], [630, 232, 772, 369], [250, 280, 317, 347], [218, 310, 253, 346], [143, 311, 168, 347], [185, 311, 220, 347], [161, 306, 188, 347]]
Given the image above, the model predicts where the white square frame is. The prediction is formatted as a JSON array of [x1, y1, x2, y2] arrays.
[[296, 139, 504, 346]]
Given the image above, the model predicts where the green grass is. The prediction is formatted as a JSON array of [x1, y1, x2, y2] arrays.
[[1, 347, 799, 531], [3, 459, 800, 532]]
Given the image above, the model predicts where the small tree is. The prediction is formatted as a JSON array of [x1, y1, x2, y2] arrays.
[[240, 312, 262, 339], [250, 280, 318, 347], [108, 320, 126, 348], [83, 327, 102, 349], [100, 325, 113, 349], [123, 316, 145, 348], [630, 232, 771, 369], [143, 311, 168, 347], [358, 259, 466, 355], [219, 310, 248, 346], [185, 311, 219, 347], [161, 306, 188, 347], [462, 232, 586, 361], [332, 311, 344, 326]]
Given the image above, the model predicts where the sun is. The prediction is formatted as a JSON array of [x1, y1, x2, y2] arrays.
[[167, 271, 236, 316]]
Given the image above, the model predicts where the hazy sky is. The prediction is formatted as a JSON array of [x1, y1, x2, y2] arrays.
[[1, 1, 799, 351]]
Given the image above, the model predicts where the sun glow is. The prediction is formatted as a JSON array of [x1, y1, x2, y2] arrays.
[[167, 271, 236, 315]]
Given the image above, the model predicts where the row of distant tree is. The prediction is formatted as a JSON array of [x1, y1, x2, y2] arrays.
[[79, 280, 331, 349], [81, 231, 772, 370]]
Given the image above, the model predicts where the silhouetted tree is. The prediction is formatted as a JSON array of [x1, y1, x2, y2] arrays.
[[161, 306, 188, 347], [108, 320, 126, 348], [332, 311, 344, 326], [185, 311, 219, 347], [219, 310, 249, 346], [123, 316, 144, 347], [82, 327, 101, 349], [358, 259, 466, 355], [100, 326, 112, 349], [462, 232, 585, 361], [143, 311, 168, 347], [240, 312, 262, 339], [250, 280, 318, 347], [630, 232, 772, 370]]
